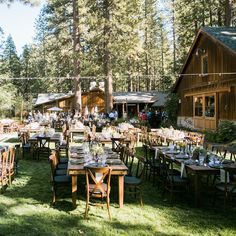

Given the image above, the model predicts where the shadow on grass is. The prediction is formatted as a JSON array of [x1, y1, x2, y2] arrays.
[[1, 156, 236, 235], [4, 137, 20, 143]]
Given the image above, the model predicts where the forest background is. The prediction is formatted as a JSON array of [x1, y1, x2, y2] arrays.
[[0, 0, 235, 115]]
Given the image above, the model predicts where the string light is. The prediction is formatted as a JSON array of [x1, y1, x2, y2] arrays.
[[178, 72, 236, 77], [0, 72, 236, 80]]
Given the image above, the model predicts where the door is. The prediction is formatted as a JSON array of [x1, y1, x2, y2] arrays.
[[193, 93, 216, 130]]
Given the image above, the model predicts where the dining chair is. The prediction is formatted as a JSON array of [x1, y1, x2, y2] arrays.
[[124, 149, 144, 206], [19, 131, 31, 158], [84, 165, 112, 220], [160, 154, 188, 203], [0, 151, 8, 191], [225, 146, 236, 161], [7, 146, 15, 186], [37, 136, 51, 160], [142, 144, 151, 180], [58, 131, 69, 160], [213, 165, 236, 207], [14, 144, 21, 175], [50, 151, 67, 175], [148, 146, 163, 186], [48, 154, 71, 204]]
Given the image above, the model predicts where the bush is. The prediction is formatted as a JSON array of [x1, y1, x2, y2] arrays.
[[205, 121, 236, 143]]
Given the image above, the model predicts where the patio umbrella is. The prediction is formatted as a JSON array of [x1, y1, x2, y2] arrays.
[[47, 106, 63, 112], [84, 106, 89, 116]]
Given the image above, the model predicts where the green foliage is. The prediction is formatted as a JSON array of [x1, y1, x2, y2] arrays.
[[0, 82, 17, 117], [0, 35, 21, 78], [205, 121, 236, 143], [164, 93, 179, 124], [0, 144, 235, 235]]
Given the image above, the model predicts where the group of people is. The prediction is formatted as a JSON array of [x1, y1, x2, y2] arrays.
[[138, 109, 166, 128]]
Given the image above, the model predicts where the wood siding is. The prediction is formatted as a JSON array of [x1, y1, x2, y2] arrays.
[[176, 32, 236, 129]]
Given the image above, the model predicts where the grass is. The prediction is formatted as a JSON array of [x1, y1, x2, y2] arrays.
[[0, 146, 236, 235]]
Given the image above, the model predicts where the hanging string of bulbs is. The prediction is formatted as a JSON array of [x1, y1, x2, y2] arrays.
[[0, 72, 236, 80]]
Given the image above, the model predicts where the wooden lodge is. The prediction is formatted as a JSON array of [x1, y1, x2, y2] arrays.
[[34, 89, 167, 118], [34, 88, 105, 114], [173, 27, 236, 130]]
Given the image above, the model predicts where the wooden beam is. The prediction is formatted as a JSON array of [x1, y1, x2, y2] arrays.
[[184, 87, 231, 97]]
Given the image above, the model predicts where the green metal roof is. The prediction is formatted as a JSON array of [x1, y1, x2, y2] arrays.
[[203, 27, 236, 52]]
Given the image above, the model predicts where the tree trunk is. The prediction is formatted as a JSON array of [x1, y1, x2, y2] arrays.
[[73, 0, 82, 112], [224, 0, 232, 26], [103, 0, 113, 113], [172, 0, 176, 74]]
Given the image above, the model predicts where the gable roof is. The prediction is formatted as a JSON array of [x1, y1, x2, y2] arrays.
[[203, 27, 236, 53], [113, 91, 168, 105], [35, 92, 74, 106], [172, 27, 236, 92]]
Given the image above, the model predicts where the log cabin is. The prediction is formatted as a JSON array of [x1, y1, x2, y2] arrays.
[[173, 27, 236, 130], [34, 90, 167, 118]]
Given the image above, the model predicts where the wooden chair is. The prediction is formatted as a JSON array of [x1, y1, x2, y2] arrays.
[[142, 144, 151, 180], [48, 154, 71, 204], [213, 165, 236, 207], [0, 151, 8, 191], [225, 146, 236, 161], [84, 165, 112, 220], [160, 154, 188, 203], [7, 146, 15, 186], [37, 136, 51, 160], [14, 144, 21, 175], [50, 152, 67, 175], [19, 131, 31, 158], [124, 149, 144, 205], [58, 131, 69, 160], [148, 146, 163, 186]]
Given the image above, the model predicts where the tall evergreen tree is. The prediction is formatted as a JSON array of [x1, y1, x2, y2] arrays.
[[0, 35, 21, 78]]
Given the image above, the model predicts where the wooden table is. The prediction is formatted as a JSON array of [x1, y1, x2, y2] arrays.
[[185, 164, 220, 206], [162, 151, 221, 206], [69, 128, 84, 143], [28, 133, 62, 148], [68, 161, 128, 208]]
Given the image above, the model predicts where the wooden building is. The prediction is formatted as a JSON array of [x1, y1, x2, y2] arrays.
[[34, 88, 105, 114], [35, 90, 167, 117], [173, 27, 236, 130]]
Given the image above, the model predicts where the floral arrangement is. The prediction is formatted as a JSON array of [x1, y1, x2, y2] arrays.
[[90, 143, 104, 156], [192, 147, 207, 160]]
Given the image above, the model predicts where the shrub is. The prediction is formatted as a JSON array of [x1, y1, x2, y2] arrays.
[[205, 121, 236, 143]]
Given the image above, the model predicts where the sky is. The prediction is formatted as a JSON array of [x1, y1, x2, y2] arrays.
[[0, 1, 44, 55]]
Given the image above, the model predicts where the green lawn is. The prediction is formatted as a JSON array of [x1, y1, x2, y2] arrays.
[[0, 150, 236, 235]]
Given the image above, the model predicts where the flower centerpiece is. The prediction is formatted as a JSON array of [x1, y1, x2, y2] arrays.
[[178, 141, 186, 153], [192, 147, 207, 160], [90, 142, 104, 161]]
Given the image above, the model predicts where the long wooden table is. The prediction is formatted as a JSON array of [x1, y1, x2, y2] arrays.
[[68, 161, 128, 208], [28, 133, 62, 148], [185, 164, 220, 206], [158, 148, 221, 206]]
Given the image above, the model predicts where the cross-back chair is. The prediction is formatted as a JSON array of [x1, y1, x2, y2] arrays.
[[84, 165, 112, 220], [37, 136, 51, 160], [19, 131, 31, 158], [160, 154, 188, 203], [7, 146, 15, 185], [0, 150, 8, 191], [213, 165, 236, 207], [124, 148, 144, 205], [48, 153, 71, 204]]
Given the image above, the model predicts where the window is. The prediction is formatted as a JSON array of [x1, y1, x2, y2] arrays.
[[194, 97, 203, 117], [205, 95, 215, 117], [202, 55, 208, 74]]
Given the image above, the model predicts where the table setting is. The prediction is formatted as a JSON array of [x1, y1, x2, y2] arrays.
[[69, 142, 122, 167]]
